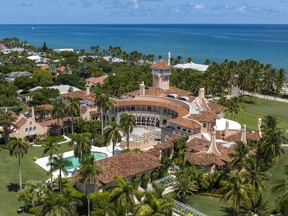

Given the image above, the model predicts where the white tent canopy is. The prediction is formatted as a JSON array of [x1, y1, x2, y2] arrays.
[[174, 62, 209, 72]]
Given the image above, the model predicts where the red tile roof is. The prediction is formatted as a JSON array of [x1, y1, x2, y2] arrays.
[[150, 59, 173, 70], [61, 90, 95, 101], [207, 103, 227, 113], [38, 104, 53, 110], [39, 117, 72, 128], [93, 151, 161, 186], [86, 76, 107, 85], [15, 118, 27, 128], [188, 110, 217, 123], [168, 118, 201, 129]]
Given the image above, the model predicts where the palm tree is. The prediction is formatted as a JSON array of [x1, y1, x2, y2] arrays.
[[109, 176, 136, 214], [243, 157, 270, 193], [51, 154, 72, 192], [133, 185, 173, 216], [70, 132, 92, 158], [35, 106, 49, 122], [8, 138, 29, 189], [239, 192, 270, 216], [0, 111, 16, 144], [174, 175, 199, 203], [229, 141, 250, 171], [42, 138, 60, 188], [65, 97, 79, 134], [260, 115, 286, 160], [224, 97, 244, 120], [120, 113, 136, 150], [79, 154, 102, 216], [52, 100, 65, 136], [94, 87, 109, 136], [220, 173, 251, 215], [271, 165, 288, 216], [104, 122, 121, 155], [36, 189, 82, 216]]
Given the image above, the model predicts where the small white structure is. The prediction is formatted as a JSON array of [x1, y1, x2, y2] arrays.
[[174, 62, 209, 72], [54, 48, 74, 53]]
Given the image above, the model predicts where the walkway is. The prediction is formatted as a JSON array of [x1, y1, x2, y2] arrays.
[[242, 91, 288, 103]]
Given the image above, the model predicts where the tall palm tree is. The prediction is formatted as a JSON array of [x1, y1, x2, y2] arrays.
[[120, 113, 136, 150], [0, 111, 16, 144], [79, 154, 102, 216], [70, 132, 92, 158], [229, 141, 250, 171], [52, 100, 65, 136], [104, 122, 121, 155], [174, 175, 199, 203], [224, 97, 244, 120], [133, 185, 173, 216], [243, 157, 270, 193], [220, 173, 251, 215], [239, 192, 270, 216], [8, 138, 29, 189], [271, 165, 288, 216], [35, 106, 49, 122], [260, 115, 286, 160], [42, 138, 60, 188], [51, 154, 72, 192], [109, 176, 136, 214], [36, 189, 82, 216], [65, 97, 79, 134], [94, 87, 109, 136]]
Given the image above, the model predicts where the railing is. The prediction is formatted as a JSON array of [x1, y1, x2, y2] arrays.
[[173, 200, 207, 216], [154, 175, 175, 187]]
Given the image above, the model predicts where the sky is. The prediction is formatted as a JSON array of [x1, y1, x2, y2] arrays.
[[1, 0, 287, 24]]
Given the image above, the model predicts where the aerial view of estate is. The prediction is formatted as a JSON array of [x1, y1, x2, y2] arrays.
[[0, 1, 288, 216]]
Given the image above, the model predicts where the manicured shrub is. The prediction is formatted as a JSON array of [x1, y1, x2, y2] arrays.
[[90, 191, 110, 210], [33, 156, 38, 161], [27, 206, 41, 214], [132, 177, 140, 190], [91, 209, 106, 216], [141, 175, 150, 189], [151, 171, 159, 181]]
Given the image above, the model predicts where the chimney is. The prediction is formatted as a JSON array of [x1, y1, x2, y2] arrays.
[[240, 124, 247, 144], [139, 82, 145, 96], [224, 120, 229, 136], [168, 52, 171, 65], [31, 107, 35, 120], [86, 86, 90, 96], [257, 118, 262, 138], [207, 127, 221, 156], [198, 88, 205, 98]]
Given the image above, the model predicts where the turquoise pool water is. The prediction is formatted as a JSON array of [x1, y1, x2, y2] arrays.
[[64, 152, 107, 170]]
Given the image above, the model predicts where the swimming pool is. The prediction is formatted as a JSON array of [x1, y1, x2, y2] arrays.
[[64, 151, 107, 170]]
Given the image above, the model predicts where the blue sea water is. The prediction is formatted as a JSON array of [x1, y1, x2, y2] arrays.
[[0, 24, 287, 71]]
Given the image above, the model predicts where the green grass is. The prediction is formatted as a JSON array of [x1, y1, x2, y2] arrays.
[[233, 96, 288, 131], [187, 195, 229, 216], [0, 142, 74, 216]]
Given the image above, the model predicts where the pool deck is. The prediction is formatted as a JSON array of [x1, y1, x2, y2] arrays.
[[34, 145, 121, 182]]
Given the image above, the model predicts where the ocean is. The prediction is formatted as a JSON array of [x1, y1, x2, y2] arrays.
[[0, 24, 288, 71]]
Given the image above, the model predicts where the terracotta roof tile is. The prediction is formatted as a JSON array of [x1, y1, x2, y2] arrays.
[[150, 59, 173, 70], [57, 66, 65, 73], [39, 117, 73, 128], [15, 118, 27, 128], [61, 90, 95, 101], [185, 152, 226, 166], [189, 110, 217, 123], [207, 103, 227, 113], [115, 99, 189, 117], [86, 76, 107, 85], [93, 151, 161, 186], [168, 118, 201, 129], [223, 131, 260, 142]]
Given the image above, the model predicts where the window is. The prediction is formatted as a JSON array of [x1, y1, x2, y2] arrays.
[[33, 126, 36, 130]]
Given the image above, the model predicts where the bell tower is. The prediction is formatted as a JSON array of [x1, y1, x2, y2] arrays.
[[150, 53, 173, 90]]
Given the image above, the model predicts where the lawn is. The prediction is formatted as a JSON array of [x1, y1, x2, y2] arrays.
[[187, 195, 229, 216], [0, 142, 74, 216], [187, 147, 288, 216], [233, 96, 288, 132]]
